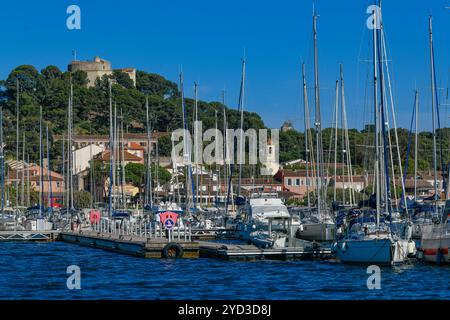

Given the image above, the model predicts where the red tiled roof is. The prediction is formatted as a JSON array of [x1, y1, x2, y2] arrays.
[[98, 150, 142, 161], [128, 142, 145, 150]]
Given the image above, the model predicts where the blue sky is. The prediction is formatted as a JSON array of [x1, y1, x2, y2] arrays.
[[0, 0, 449, 131]]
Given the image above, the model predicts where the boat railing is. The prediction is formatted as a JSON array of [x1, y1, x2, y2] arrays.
[[89, 219, 192, 242]]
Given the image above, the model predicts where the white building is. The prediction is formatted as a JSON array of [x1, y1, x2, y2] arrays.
[[73, 144, 105, 174]]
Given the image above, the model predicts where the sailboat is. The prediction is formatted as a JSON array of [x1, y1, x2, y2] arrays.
[[335, 1, 413, 264], [418, 16, 450, 264], [295, 12, 335, 242]]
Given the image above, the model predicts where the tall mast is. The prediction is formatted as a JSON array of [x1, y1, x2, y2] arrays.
[[180, 71, 193, 212], [62, 135, 65, 208], [39, 106, 44, 216], [121, 109, 126, 209], [340, 64, 355, 206], [372, 3, 381, 225], [301, 63, 311, 209], [156, 134, 160, 204], [313, 12, 325, 214], [333, 80, 339, 203], [414, 90, 419, 200], [237, 59, 246, 197], [340, 70, 346, 204], [46, 124, 52, 211], [21, 133, 25, 207], [429, 15, 439, 213], [145, 96, 153, 207], [0, 106, 4, 213], [113, 103, 117, 209], [108, 80, 113, 217], [222, 90, 230, 215], [26, 154, 30, 207], [89, 125, 94, 206], [68, 83, 74, 210], [215, 109, 220, 203], [194, 82, 199, 207], [16, 79, 19, 212], [376, 0, 393, 221]]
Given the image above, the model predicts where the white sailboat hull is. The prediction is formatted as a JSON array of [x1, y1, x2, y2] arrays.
[[420, 224, 450, 264]]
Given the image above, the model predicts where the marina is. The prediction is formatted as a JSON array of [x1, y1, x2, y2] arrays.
[[0, 0, 449, 305]]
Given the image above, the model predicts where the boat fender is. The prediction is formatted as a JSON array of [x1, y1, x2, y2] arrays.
[[407, 241, 416, 255], [162, 242, 184, 259], [340, 242, 347, 252]]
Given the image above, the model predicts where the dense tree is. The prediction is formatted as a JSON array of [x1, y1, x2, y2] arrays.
[[74, 190, 92, 208], [136, 71, 178, 97], [112, 70, 134, 89], [0, 63, 448, 181]]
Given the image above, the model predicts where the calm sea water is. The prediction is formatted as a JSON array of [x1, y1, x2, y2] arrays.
[[0, 242, 448, 300]]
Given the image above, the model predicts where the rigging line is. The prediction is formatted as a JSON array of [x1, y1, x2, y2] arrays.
[[340, 65, 356, 205], [376, 5, 393, 224], [401, 90, 417, 217], [381, 25, 408, 214]]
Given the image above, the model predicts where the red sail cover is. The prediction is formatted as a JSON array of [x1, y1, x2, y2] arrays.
[[90, 210, 101, 224], [159, 211, 179, 225]]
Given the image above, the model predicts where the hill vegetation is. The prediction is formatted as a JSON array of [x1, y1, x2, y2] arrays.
[[1, 64, 449, 177]]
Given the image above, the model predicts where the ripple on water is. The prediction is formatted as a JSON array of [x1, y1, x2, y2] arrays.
[[0, 242, 448, 299]]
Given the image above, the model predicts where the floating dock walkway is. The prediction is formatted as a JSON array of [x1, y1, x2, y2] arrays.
[[0, 230, 60, 242], [60, 230, 199, 259]]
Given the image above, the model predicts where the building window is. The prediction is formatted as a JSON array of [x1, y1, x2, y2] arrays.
[[296, 179, 300, 186], [287, 178, 292, 186]]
